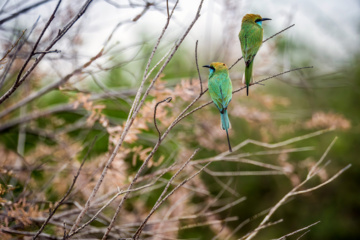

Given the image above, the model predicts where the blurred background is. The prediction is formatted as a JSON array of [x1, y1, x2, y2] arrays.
[[0, 0, 359, 239]]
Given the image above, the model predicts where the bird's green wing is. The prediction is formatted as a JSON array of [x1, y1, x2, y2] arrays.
[[239, 24, 263, 66], [208, 72, 232, 111]]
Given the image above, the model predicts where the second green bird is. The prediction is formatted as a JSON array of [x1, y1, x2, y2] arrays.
[[203, 62, 233, 152], [239, 14, 271, 96]]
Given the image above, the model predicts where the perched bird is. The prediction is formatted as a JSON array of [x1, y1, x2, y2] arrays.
[[203, 62, 233, 152], [239, 14, 271, 96]]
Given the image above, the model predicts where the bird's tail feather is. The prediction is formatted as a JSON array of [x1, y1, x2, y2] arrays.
[[225, 128, 232, 152], [221, 110, 232, 152], [220, 110, 231, 130], [245, 61, 253, 96]]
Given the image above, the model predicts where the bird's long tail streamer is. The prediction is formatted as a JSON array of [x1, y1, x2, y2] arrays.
[[221, 110, 232, 152], [245, 61, 253, 96]]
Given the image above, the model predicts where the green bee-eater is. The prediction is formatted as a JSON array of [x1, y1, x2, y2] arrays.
[[239, 14, 271, 96], [203, 62, 233, 152]]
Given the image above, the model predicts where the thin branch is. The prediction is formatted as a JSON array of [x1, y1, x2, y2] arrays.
[[202, 158, 286, 172], [240, 219, 284, 240], [273, 221, 320, 240], [0, 30, 26, 63], [228, 127, 331, 156], [233, 66, 314, 94], [297, 230, 311, 240], [243, 138, 351, 240], [307, 136, 337, 178], [154, 97, 172, 141], [146, 217, 238, 235], [0, 0, 52, 25], [132, 2, 153, 22], [33, 136, 97, 239], [33, 49, 61, 55], [166, 0, 169, 18], [1, 228, 61, 240], [203, 168, 284, 177], [293, 164, 351, 195], [195, 40, 203, 93], [263, 24, 295, 43], [145, 46, 174, 80]]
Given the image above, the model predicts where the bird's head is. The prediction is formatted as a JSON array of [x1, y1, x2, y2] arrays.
[[203, 62, 229, 77], [242, 14, 271, 27]]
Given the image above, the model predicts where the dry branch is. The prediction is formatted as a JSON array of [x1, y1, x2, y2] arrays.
[[243, 137, 351, 240], [272, 221, 320, 240]]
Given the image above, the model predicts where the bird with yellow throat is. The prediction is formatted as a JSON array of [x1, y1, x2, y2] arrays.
[[239, 14, 271, 96]]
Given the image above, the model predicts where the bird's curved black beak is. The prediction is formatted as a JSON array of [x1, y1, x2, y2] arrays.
[[261, 18, 272, 21], [203, 65, 211, 68]]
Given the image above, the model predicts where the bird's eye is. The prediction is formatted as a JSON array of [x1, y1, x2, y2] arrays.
[[209, 66, 215, 74], [255, 19, 262, 26]]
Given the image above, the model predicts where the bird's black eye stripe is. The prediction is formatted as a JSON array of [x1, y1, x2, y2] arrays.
[[210, 66, 215, 71], [255, 18, 262, 23]]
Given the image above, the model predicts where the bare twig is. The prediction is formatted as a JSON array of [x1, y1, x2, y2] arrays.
[[233, 66, 314, 94], [195, 40, 203, 93], [273, 221, 320, 240], [33, 49, 61, 55], [132, 2, 153, 21], [1, 228, 61, 240], [243, 138, 351, 240], [0, 30, 26, 63], [263, 24, 295, 43], [293, 164, 351, 195], [0, 0, 52, 25], [297, 230, 311, 240], [154, 97, 172, 141], [240, 219, 284, 240], [33, 136, 97, 239], [308, 137, 337, 178]]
